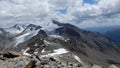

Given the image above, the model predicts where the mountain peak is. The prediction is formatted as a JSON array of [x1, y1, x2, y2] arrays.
[[22, 24, 42, 33], [52, 20, 64, 26], [28, 24, 41, 29], [10, 24, 27, 31], [28, 24, 41, 28]]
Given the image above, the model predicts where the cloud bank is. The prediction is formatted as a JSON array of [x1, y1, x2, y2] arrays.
[[0, 0, 120, 28]]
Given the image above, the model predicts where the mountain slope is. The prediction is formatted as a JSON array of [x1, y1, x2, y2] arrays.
[[104, 28, 120, 44], [86, 25, 120, 44], [86, 25, 120, 33], [53, 20, 120, 67], [0, 20, 120, 68]]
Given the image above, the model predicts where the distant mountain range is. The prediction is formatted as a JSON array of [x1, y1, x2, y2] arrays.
[[0, 20, 120, 68], [86, 25, 120, 33], [104, 27, 120, 44], [86, 25, 120, 44]]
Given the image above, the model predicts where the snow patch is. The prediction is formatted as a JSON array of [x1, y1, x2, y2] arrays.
[[49, 35, 65, 40], [41, 48, 45, 53], [41, 48, 69, 57], [34, 48, 39, 54], [74, 55, 82, 63], [23, 47, 31, 56], [109, 65, 119, 68], [44, 40, 50, 45], [52, 48, 68, 55], [65, 38, 70, 42], [49, 35, 61, 38], [34, 44, 38, 46]]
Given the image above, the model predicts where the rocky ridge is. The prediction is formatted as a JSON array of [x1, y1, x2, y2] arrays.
[[0, 20, 120, 68]]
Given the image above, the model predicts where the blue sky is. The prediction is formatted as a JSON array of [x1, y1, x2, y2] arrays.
[[58, 0, 96, 14], [83, 0, 96, 4], [57, 8, 67, 14]]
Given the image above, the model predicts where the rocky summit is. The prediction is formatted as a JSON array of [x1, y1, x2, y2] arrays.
[[0, 20, 120, 68]]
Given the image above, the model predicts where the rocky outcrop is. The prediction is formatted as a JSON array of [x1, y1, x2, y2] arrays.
[[25, 60, 37, 68], [0, 51, 119, 68]]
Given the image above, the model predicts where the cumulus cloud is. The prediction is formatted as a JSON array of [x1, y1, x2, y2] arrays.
[[0, 0, 120, 28], [67, 0, 120, 28]]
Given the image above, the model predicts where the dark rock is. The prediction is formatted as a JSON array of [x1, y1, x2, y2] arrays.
[[49, 57, 56, 62], [76, 64, 82, 67], [40, 58, 49, 65], [25, 60, 37, 68], [0, 51, 21, 60]]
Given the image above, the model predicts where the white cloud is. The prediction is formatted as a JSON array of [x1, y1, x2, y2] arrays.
[[0, 0, 49, 17], [0, 0, 120, 28], [67, 0, 120, 28]]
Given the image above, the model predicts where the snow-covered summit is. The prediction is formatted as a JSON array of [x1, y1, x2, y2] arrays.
[[23, 24, 42, 32], [10, 24, 27, 31]]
